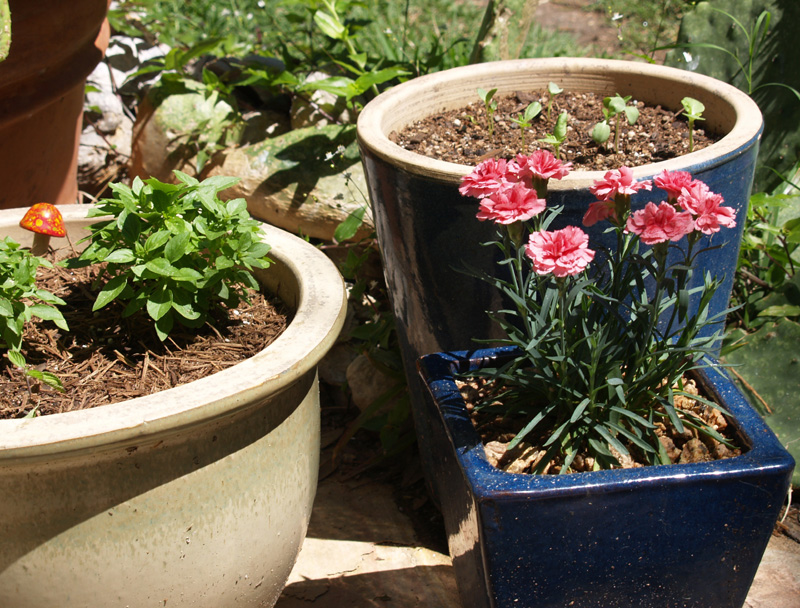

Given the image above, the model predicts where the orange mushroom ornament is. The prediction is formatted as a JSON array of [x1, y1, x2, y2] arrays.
[[19, 202, 66, 255]]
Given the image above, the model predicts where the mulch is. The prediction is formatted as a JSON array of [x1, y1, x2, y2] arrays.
[[0, 254, 289, 418]]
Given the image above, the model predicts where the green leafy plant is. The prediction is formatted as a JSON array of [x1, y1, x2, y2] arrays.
[[268, 0, 410, 116], [0, 237, 67, 391], [732, 182, 800, 330], [591, 93, 639, 153], [509, 100, 542, 150], [680, 96, 705, 153], [546, 81, 563, 122], [460, 154, 736, 471], [667, 7, 800, 102], [66, 173, 272, 342], [130, 38, 251, 172], [539, 110, 569, 159], [478, 87, 499, 139]]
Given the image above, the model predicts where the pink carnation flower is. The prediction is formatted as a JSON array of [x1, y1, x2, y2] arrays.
[[460, 158, 513, 199], [476, 182, 546, 224], [625, 202, 695, 245], [678, 182, 736, 235], [513, 150, 572, 182], [525, 226, 595, 277], [654, 169, 695, 201], [583, 200, 617, 227], [590, 166, 652, 201]]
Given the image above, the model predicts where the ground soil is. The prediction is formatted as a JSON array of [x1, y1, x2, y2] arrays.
[[391, 90, 718, 170], [0, 257, 289, 418], [458, 376, 742, 475]]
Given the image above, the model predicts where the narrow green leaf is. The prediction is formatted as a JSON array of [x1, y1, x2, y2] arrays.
[[314, 9, 346, 40], [354, 66, 411, 92], [594, 424, 629, 457], [201, 175, 240, 193]]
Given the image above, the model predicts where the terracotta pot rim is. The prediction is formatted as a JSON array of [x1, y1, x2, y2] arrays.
[[357, 57, 764, 189], [0, 205, 347, 458]]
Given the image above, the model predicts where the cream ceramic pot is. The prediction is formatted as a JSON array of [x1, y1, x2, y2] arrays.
[[0, 205, 347, 607]]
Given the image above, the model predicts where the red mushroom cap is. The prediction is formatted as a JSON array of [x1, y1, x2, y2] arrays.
[[19, 203, 66, 237]]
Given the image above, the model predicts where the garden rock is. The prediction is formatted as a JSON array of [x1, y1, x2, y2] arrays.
[[345, 355, 401, 415], [204, 125, 371, 241], [85, 61, 126, 134], [104, 34, 170, 100], [318, 343, 358, 387], [130, 86, 369, 241]]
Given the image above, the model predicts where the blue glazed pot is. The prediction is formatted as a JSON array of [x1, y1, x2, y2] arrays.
[[417, 346, 795, 608], [357, 58, 763, 500]]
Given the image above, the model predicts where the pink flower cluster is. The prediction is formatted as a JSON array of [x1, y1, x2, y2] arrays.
[[460, 151, 572, 225], [461, 153, 737, 279], [462, 151, 596, 277], [584, 167, 736, 245]]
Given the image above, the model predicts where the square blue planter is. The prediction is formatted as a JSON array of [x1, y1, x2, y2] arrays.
[[417, 347, 795, 608]]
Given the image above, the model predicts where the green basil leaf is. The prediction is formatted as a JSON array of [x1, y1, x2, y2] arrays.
[[94, 275, 128, 311]]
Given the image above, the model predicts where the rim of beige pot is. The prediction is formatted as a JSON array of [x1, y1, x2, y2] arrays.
[[0, 205, 347, 459], [357, 57, 763, 191]]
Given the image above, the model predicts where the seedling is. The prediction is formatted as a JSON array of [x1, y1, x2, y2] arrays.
[[546, 81, 563, 122], [477, 87, 498, 138], [0, 237, 68, 392], [592, 93, 639, 153], [510, 101, 542, 150], [680, 96, 705, 152], [539, 110, 569, 159]]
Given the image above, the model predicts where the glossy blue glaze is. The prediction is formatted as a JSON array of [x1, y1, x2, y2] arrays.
[[417, 347, 795, 608]]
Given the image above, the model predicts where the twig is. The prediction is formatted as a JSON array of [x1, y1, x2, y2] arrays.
[[141, 352, 149, 384], [728, 367, 772, 414], [781, 485, 793, 524]]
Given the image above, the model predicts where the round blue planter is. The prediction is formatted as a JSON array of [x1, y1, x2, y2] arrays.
[[417, 346, 795, 608], [357, 58, 763, 500]]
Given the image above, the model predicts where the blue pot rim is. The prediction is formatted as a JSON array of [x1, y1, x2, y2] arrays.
[[417, 346, 795, 500]]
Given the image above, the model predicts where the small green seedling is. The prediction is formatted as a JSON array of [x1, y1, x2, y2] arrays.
[[681, 96, 705, 153], [546, 81, 563, 122], [510, 101, 542, 150], [591, 93, 639, 153], [477, 87, 498, 138], [0, 237, 68, 392], [66, 173, 272, 342], [539, 110, 569, 159]]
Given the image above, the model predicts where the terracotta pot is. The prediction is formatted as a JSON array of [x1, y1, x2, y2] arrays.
[[0, 0, 111, 209], [357, 57, 763, 499], [418, 346, 794, 608], [0, 205, 348, 607]]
